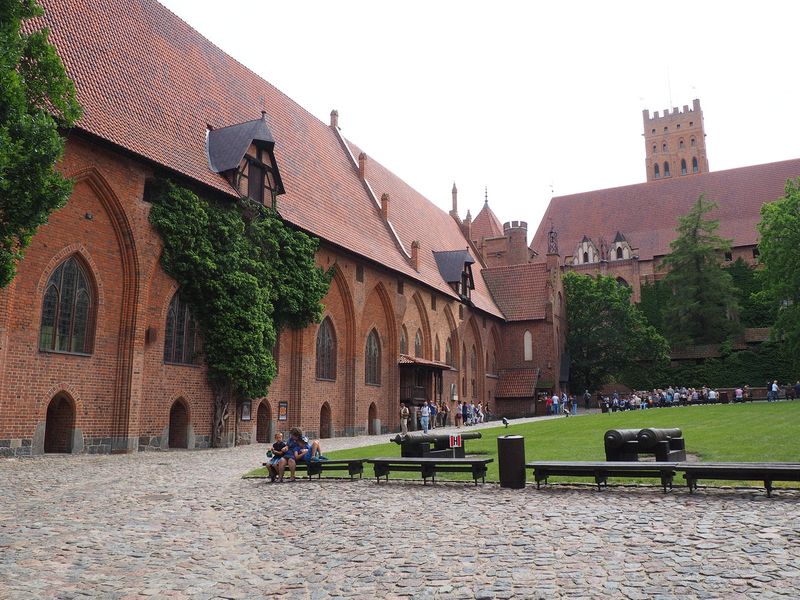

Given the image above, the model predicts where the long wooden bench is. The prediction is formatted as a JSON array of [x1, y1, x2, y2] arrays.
[[261, 458, 366, 480], [526, 461, 679, 492], [367, 456, 493, 485], [680, 462, 800, 496]]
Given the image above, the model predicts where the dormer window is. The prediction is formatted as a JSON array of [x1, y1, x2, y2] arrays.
[[207, 111, 285, 207], [432, 249, 476, 302]]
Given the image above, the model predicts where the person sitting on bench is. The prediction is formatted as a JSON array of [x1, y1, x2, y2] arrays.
[[288, 427, 325, 466], [266, 432, 292, 483]]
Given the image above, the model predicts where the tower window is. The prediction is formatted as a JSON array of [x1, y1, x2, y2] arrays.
[[689, 121, 694, 126], [664, 162, 671, 177], [692, 157, 699, 173], [691, 138, 696, 147], [654, 164, 660, 179], [681, 159, 687, 175], [676, 124, 681, 129], [663, 126, 668, 132], [679, 139, 685, 149], [651, 128, 656, 134], [662, 143, 667, 152], [652, 144, 656, 155]]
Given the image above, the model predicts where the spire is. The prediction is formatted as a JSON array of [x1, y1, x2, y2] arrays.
[[484, 186, 488, 207]]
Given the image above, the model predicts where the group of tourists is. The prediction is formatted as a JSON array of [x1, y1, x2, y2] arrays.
[[545, 392, 578, 417], [397, 399, 487, 435], [265, 427, 327, 482], [454, 400, 485, 427]]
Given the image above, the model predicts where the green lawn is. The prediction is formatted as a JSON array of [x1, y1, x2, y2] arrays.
[[246, 402, 800, 486]]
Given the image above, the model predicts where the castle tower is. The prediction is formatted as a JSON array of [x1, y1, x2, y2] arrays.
[[643, 98, 709, 182]]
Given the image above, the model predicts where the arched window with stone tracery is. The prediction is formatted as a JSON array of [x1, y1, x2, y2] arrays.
[[39, 255, 96, 354]]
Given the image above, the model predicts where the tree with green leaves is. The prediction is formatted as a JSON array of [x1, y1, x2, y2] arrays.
[[757, 177, 800, 370], [563, 271, 669, 392], [660, 195, 740, 345], [0, 0, 82, 287], [149, 181, 330, 447]]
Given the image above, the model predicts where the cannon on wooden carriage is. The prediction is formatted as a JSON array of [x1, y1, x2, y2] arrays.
[[389, 431, 482, 458], [604, 428, 686, 462]]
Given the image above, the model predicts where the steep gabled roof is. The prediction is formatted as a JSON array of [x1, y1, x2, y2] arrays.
[[30, 0, 505, 317], [471, 202, 504, 242], [433, 250, 475, 284], [482, 263, 550, 321], [530, 159, 800, 262], [207, 117, 276, 173]]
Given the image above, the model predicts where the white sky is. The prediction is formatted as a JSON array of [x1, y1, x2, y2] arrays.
[[159, 0, 800, 235]]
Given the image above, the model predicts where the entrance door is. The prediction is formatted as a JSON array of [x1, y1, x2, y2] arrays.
[[168, 400, 189, 449], [44, 395, 75, 453], [320, 403, 332, 439], [368, 402, 377, 435], [256, 402, 271, 443]]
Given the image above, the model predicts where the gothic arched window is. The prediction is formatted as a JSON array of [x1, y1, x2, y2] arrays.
[[583, 251, 589, 263], [681, 159, 687, 175], [662, 143, 667, 152], [164, 292, 200, 364], [692, 157, 699, 173], [39, 256, 95, 354], [616, 247, 623, 260], [523, 330, 533, 361], [365, 329, 381, 385], [316, 317, 337, 380], [414, 329, 423, 358], [654, 164, 660, 179], [434, 336, 441, 362], [399, 326, 408, 355], [445, 338, 453, 366], [691, 137, 696, 147], [663, 162, 670, 177]]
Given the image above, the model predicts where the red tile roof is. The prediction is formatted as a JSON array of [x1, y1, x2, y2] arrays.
[[530, 160, 800, 262], [496, 369, 539, 398], [30, 0, 505, 317], [471, 202, 504, 243], [481, 263, 550, 321]]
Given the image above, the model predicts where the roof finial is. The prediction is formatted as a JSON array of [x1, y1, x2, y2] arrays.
[[261, 110, 267, 121], [484, 186, 488, 206]]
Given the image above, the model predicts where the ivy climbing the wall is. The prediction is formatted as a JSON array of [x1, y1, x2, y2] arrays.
[[148, 180, 330, 447]]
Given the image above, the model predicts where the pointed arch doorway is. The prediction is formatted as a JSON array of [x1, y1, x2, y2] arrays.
[[44, 394, 75, 454]]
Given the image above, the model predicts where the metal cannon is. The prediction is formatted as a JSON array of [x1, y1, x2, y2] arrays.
[[604, 428, 686, 462], [389, 431, 482, 458]]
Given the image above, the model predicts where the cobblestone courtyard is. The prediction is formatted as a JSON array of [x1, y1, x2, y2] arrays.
[[2, 433, 799, 599]]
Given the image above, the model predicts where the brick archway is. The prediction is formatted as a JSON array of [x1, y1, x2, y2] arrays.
[[368, 402, 377, 435], [320, 402, 332, 439], [256, 402, 271, 444], [44, 394, 75, 453], [168, 399, 189, 449]]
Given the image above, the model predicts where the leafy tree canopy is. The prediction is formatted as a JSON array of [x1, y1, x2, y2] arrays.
[[757, 177, 800, 369], [0, 0, 82, 286], [149, 181, 330, 444], [660, 195, 740, 345], [563, 271, 669, 392]]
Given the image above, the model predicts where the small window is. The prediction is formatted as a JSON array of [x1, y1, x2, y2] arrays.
[[679, 139, 685, 149], [397, 280, 404, 294], [654, 164, 660, 179], [662, 143, 667, 152], [414, 329, 423, 358], [652, 144, 656, 155], [692, 157, 699, 173], [663, 162, 670, 177], [399, 326, 408, 355], [615, 247, 623, 260], [445, 338, 453, 366], [691, 137, 696, 147], [681, 159, 687, 175], [689, 121, 694, 126], [431, 295, 437, 311], [676, 124, 681, 129], [523, 330, 533, 361], [724, 251, 732, 262], [651, 128, 656, 134], [583, 251, 589, 263], [355, 264, 364, 282], [315, 317, 337, 380], [663, 126, 668, 132], [365, 329, 381, 385]]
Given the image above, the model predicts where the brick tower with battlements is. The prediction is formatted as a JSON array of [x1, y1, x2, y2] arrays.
[[643, 98, 709, 182]]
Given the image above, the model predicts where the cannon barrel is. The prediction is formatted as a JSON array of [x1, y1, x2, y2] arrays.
[[603, 429, 641, 449], [637, 428, 683, 449], [389, 431, 482, 445]]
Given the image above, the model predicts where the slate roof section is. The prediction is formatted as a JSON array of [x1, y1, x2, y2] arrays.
[[481, 263, 551, 321], [432, 250, 475, 284], [30, 0, 505, 318], [207, 117, 276, 173], [530, 159, 800, 262], [496, 369, 539, 398], [471, 202, 504, 242]]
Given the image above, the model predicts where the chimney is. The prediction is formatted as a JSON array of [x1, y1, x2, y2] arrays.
[[411, 241, 420, 271], [330, 109, 339, 128], [358, 152, 366, 179], [381, 193, 390, 220], [450, 182, 458, 218]]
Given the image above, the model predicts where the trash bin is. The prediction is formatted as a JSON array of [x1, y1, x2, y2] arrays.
[[497, 435, 525, 489]]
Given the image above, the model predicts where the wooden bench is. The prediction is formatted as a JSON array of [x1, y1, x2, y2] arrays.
[[679, 462, 800, 497], [367, 456, 493, 485], [261, 458, 366, 480], [526, 461, 679, 492]]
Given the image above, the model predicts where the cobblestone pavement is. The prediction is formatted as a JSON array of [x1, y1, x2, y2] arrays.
[[2, 433, 799, 599]]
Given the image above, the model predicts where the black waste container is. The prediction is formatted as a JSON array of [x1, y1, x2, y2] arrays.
[[497, 435, 526, 489]]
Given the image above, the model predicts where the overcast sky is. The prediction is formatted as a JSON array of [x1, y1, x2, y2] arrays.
[[159, 0, 800, 235]]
